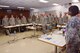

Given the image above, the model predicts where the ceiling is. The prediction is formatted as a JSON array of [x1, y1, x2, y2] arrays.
[[0, 0, 73, 9]]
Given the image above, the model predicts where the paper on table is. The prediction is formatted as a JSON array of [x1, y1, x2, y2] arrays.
[[39, 34, 66, 47]]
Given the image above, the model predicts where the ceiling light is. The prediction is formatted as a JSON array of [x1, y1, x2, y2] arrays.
[[17, 7, 24, 9], [52, 3, 59, 5], [39, 0, 49, 3], [30, 8, 35, 9], [0, 5, 10, 7], [72, 0, 79, 2]]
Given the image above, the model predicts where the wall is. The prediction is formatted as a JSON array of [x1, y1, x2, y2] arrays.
[[0, 9, 30, 19], [31, 5, 68, 17], [31, 3, 80, 17], [72, 2, 80, 9]]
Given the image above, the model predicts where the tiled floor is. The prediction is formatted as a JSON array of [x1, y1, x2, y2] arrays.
[[0, 38, 55, 53], [0, 31, 43, 45], [0, 31, 66, 53]]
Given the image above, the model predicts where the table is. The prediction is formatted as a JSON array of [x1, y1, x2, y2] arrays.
[[0, 23, 43, 35], [57, 25, 66, 28], [38, 33, 66, 53], [1, 24, 31, 35], [3, 23, 42, 28], [26, 23, 42, 38], [57, 25, 66, 30]]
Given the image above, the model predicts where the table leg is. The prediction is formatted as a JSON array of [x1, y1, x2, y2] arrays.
[[5, 29, 10, 35], [55, 46, 57, 53], [19, 27, 21, 32]]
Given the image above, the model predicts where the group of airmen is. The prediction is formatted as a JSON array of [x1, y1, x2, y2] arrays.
[[1, 13, 69, 26], [30, 12, 69, 33], [1, 12, 69, 34], [2, 14, 27, 26]]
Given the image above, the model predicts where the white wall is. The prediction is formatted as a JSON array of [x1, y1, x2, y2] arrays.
[[72, 3, 80, 9], [31, 3, 80, 17], [31, 5, 68, 17]]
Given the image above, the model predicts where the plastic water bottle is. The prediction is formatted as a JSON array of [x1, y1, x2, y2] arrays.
[[63, 29, 65, 36]]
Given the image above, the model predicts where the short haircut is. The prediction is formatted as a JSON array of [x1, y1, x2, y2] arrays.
[[69, 5, 79, 16]]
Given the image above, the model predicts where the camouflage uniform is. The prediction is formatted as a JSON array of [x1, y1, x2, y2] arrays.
[[65, 16, 80, 53]]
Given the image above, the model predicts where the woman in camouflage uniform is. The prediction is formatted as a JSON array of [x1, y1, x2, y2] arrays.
[[65, 5, 80, 53]]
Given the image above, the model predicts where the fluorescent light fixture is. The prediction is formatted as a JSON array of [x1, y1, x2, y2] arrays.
[[17, 7, 24, 9], [30, 8, 35, 9], [72, 0, 79, 2], [52, 3, 59, 5], [39, 0, 49, 3], [0, 5, 10, 7]]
